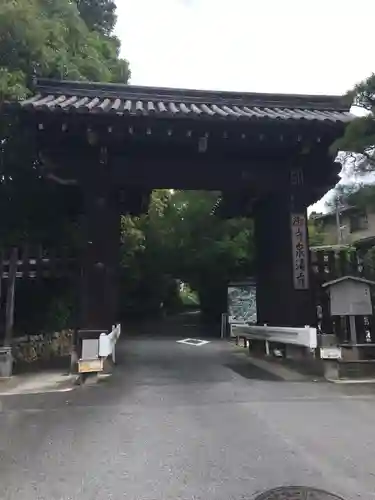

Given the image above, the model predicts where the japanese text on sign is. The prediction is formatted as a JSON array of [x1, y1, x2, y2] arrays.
[[291, 214, 309, 290]]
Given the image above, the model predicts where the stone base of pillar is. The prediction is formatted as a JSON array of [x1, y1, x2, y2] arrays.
[[248, 339, 268, 357], [284, 344, 314, 360], [323, 360, 339, 380]]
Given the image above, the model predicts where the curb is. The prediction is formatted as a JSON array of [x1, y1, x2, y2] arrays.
[[246, 355, 312, 381], [231, 342, 324, 382], [327, 378, 375, 384]]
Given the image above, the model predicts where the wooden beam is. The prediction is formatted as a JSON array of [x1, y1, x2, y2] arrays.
[[111, 155, 288, 190]]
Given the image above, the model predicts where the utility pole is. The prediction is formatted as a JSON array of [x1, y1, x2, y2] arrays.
[[335, 196, 342, 245]]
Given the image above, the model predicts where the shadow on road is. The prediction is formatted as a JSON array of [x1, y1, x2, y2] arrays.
[[225, 361, 281, 381], [122, 310, 221, 338]]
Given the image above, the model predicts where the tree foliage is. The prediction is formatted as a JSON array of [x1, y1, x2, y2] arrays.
[[0, 0, 130, 101], [333, 74, 375, 173], [327, 182, 375, 213], [76, 0, 117, 35], [325, 183, 361, 210], [120, 191, 254, 319], [308, 216, 325, 247]]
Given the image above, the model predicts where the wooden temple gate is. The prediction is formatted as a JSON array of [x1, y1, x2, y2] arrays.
[[4, 78, 352, 335]]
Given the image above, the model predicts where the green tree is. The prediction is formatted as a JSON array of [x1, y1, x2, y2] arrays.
[[76, 0, 117, 35], [326, 182, 375, 212], [333, 74, 375, 172], [120, 191, 254, 320], [0, 0, 130, 101], [308, 214, 325, 247]]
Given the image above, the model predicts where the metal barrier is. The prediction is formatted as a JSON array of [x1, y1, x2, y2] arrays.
[[231, 323, 317, 349], [0, 347, 13, 378], [77, 324, 122, 374], [99, 324, 122, 364], [221, 313, 229, 339]]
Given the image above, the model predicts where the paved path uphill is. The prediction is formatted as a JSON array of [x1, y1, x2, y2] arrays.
[[1, 337, 375, 500]]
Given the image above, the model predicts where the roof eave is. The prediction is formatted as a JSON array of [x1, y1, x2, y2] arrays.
[[322, 276, 375, 288], [2, 103, 350, 130], [33, 78, 350, 112]]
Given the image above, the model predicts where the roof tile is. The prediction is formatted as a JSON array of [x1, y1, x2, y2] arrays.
[[13, 79, 353, 124]]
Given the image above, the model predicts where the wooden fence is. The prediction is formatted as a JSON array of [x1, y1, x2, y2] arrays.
[[0, 246, 77, 347], [0, 247, 76, 280]]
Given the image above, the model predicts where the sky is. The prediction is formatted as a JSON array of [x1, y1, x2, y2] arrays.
[[114, 0, 375, 210]]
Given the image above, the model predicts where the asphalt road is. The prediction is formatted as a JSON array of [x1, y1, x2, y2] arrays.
[[1, 337, 375, 500]]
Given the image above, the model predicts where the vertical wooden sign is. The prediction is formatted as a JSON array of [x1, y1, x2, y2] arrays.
[[291, 213, 309, 289]]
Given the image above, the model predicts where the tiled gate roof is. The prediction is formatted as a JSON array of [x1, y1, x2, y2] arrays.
[[12, 79, 353, 124]]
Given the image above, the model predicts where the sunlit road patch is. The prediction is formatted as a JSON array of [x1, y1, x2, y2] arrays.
[[0, 372, 76, 396], [177, 338, 211, 346]]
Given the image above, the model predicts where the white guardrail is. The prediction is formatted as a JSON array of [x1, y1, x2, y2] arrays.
[[99, 323, 122, 363], [231, 323, 317, 349]]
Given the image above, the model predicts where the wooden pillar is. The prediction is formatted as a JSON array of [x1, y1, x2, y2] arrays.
[[254, 191, 314, 327], [80, 148, 120, 331]]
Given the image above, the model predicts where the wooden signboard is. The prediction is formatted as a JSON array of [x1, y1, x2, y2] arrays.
[[291, 214, 309, 290]]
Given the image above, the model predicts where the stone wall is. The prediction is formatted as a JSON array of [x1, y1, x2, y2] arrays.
[[12, 330, 73, 365]]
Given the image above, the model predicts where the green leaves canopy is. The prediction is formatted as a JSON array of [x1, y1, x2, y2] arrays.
[[308, 218, 325, 247], [76, 0, 117, 35], [333, 74, 375, 172], [0, 0, 130, 101], [327, 182, 375, 213], [120, 191, 254, 318]]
